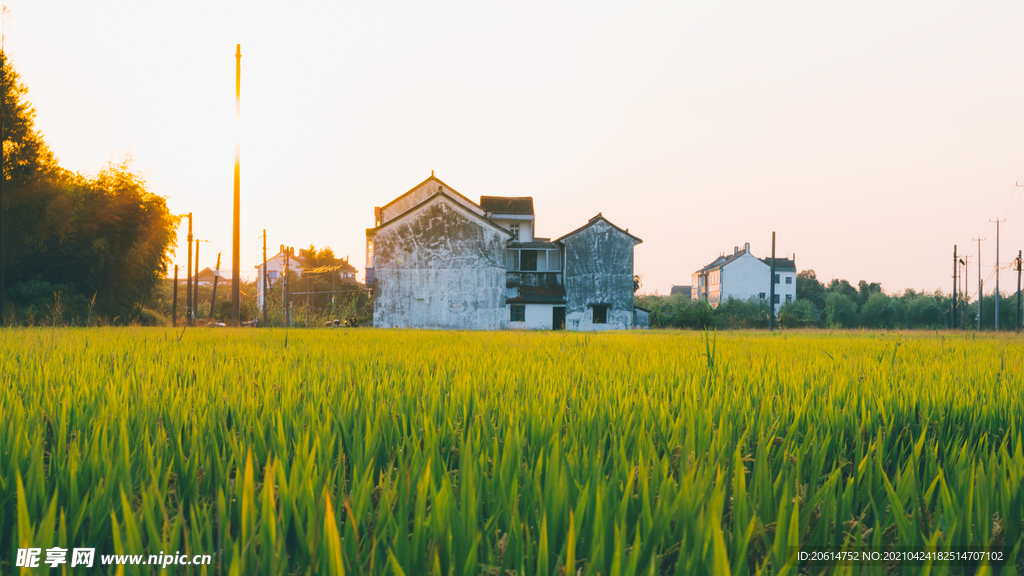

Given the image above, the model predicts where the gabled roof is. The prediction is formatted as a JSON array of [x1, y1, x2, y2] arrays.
[[196, 267, 231, 281], [372, 190, 514, 237], [554, 213, 643, 244], [695, 249, 748, 273], [381, 173, 482, 213], [480, 196, 534, 216], [760, 257, 797, 271]]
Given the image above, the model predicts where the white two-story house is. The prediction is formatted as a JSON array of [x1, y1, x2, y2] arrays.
[[692, 242, 796, 314]]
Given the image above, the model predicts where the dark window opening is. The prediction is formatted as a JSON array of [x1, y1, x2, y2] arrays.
[[592, 305, 608, 324], [521, 250, 538, 271], [785, 276, 792, 285], [773, 294, 780, 304], [774, 273, 780, 284], [510, 305, 525, 322], [786, 294, 793, 303], [758, 292, 765, 299]]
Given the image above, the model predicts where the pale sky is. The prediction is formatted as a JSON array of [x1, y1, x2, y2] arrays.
[[6, 1, 1024, 297]]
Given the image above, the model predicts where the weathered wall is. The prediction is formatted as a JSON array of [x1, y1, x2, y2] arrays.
[[633, 308, 650, 329], [381, 178, 483, 224], [373, 196, 508, 329], [721, 253, 768, 303], [562, 219, 636, 331], [506, 303, 557, 330]]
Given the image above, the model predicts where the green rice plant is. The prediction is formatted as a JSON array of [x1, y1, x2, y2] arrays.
[[0, 328, 1021, 575]]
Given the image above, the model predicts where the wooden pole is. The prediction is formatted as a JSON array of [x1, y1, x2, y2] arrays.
[[210, 252, 222, 321], [1017, 250, 1022, 332], [172, 265, 178, 327], [193, 239, 200, 317], [231, 44, 242, 325], [186, 212, 193, 325]]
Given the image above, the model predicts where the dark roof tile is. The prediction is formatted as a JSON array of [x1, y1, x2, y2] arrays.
[[480, 196, 535, 216]]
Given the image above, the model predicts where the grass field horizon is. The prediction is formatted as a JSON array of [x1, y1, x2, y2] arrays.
[[2, 328, 1021, 574]]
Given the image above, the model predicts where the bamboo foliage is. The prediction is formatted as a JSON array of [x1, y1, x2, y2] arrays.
[[0, 328, 1021, 575]]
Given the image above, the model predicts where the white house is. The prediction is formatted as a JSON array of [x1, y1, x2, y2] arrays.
[[692, 242, 797, 313], [365, 173, 642, 330]]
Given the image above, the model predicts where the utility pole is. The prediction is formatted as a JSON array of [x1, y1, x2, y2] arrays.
[[1016, 250, 1022, 332], [172, 265, 178, 327], [991, 218, 1005, 330], [210, 252, 222, 320], [974, 237, 985, 329], [193, 239, 201, 318], [231, 44, 242, 326], [952, 245, 957, 329], [769, 232, 777, 331], [186, 212, 193, 326], [262, 229, 268, 327], [954, 255, 962, 327], [283, 249, 290, 327]]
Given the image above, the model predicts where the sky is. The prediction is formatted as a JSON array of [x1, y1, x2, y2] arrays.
[[5, 1, 1024, 297]]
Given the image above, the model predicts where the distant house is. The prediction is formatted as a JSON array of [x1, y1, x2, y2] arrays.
[[691, 242, 796, 313], [255, 245, 359, 310], [255, 245, 358, 283], [670, 285, 691, 298], [365, 173, 643, 330], [194, 267, 231, 286]]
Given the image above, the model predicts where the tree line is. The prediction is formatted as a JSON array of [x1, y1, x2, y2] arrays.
[[2, 52, 176, 325], [636, 269, 1021, 330]]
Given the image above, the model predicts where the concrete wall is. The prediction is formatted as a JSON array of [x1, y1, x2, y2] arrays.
[[381, 178, 484, 224], [634, 308, 650, 329], [492, 217, 534, 242], [562, 219, 636, 331], [772, 270, 798, 313], [507, 303, 556, 329], [721, 253, 769, 302], [372, 196, 508, 329]]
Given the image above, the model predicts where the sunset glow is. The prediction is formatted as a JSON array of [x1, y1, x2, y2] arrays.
[[5, 1, 1024, 294]]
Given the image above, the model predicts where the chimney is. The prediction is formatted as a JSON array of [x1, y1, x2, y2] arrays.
[[744, 242, 750, 252], [734, 246, 739, 255]]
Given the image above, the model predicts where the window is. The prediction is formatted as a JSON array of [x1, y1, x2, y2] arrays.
[[773, 294, 780, 304], [774, 274, 780, 284], [759, 292, 765, 299], [269, 271, 278, 280], [510, 223, 520, 240], [506, 250, 519, 271], [547, 250, 561, 270], [521, 250, 538, 271], [592, 305, 608, 324], [510, 305, 525, 322], [785, 276, 792, 285], [786, 294, 792, 303]]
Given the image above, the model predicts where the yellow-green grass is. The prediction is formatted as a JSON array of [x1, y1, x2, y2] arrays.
[[1, 328, 1021, 575]]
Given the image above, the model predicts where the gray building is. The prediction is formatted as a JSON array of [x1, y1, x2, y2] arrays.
[[365, 174, 642, 330]]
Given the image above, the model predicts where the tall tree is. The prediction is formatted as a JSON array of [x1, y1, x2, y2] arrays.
[[796, 270, 825, 311], [2, 51, 177, 322]]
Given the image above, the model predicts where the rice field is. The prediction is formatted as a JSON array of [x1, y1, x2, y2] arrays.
[[1, 328, 1022, 575]]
